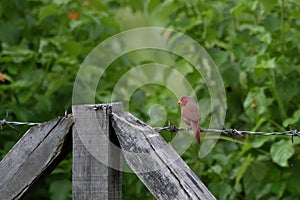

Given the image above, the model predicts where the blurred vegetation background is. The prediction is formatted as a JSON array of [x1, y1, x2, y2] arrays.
[[1, 0, 300, 199]]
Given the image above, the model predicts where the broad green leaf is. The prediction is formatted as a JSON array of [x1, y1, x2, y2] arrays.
[[210, 165, 222, 175], [39, 4, 58, 21], [2, 46, 35, 63], [258, 32, 272, 44], [210, 182, 232, 200], [256, 58, 276, 69], [7, 65, 18, 75], [18, 90, 33, 104], [270, 182, 286, 198], [270, 140, 294, 167], [45, 77, 69, 96], [260, 0, 277, 13], [230, 3, 245, 17], [243, 87, 272, 122], [283, 109, 300, 127], [61, 40, 82, 56], [149, 0, 180, 25], [0, 19, 23, 45], [283, 117, 299, 127], [256, 183, 271, 199], [251, 136, 271, 148], [265, 14, 281, 32], [221, 64, 240, 87], [243, 169, 257, 200], [286, 160, 300, 195], [10, 79, 29, 88], [34, 94, 52, 113], [249, 160, 269, 181], [147, 0, 161, 13]]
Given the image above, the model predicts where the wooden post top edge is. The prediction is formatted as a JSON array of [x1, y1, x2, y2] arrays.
[[71, 102, 123, 108]]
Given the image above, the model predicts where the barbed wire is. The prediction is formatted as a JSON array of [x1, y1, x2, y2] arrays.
[[1, 113, 299, 142], [0, 119, 40, 126], [153, 123, 300, 143], [0, 110, 69, 130], [0, 119, 40, 133], [0, 111, 39, 132]]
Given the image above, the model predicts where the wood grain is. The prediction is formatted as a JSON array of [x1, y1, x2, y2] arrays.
[[0, 115, 73, 200], [72, 103, 122, 200], [111, 111, 216, 200]]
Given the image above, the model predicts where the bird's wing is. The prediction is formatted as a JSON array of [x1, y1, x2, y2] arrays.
[[181, 103, 200, 123]]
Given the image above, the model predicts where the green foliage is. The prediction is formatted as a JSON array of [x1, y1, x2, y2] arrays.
[[270, 140, 295, 167], [1, 0, 300, 199]]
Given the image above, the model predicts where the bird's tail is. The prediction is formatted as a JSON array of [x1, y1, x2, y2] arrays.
[[191, 121, 201, 144]]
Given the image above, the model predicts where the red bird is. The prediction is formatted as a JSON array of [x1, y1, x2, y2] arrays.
[[178, 96, 201, 144]]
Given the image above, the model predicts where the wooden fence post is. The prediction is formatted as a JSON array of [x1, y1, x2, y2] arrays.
[[72, 103, 122, 200], [111, 111, 216, 200], [0, 116, 73, 200]]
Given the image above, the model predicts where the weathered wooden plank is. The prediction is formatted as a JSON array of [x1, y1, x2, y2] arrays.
[[72, 103, 122, 200], [0, 115, 73, 200], [111, 112, 216, 200]]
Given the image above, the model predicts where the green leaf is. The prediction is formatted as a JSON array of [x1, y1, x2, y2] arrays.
[[256, 183, 271, 199], [210, 165, 222, 175], [2, 46, 35, 63], [210, 182, 232, 200], [283, 109, 300, 127], [286, 160, 300, 195], [61, 40, 83, 56], [243, 169, 257, 200], [256, 58, 276, 69], [260, 0, 277, 13], [45, 76, 69, 96], [230, 3, 245, 17], [235, 154, 252, 189], [270, 182, 286, 198], [39, 4, 58, 21], [258, 32, 272, 44], [147, 0, 161, 13], [270, 140, 294, 167], [0, 19, 22, 45], [34, 94, 52, 113], [243, 87, 272, 122], [265, 14, 281, 32], [18, 90, 33, 104], [249, 160, 269, 181], [251, 136, 271, 148]]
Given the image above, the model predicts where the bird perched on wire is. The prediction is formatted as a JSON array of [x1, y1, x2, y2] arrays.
[[178, 96, 201, 144]]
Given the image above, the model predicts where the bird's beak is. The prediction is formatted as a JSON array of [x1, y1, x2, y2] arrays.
[[178, 100, 182, 105]]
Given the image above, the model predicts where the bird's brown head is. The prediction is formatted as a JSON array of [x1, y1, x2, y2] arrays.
[[178, 96, 189, 106]]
